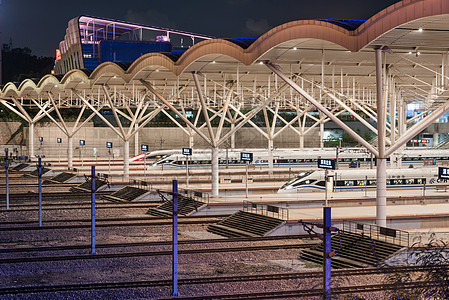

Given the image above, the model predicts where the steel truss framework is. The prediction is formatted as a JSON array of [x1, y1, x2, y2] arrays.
[[2, 0, 449, 225]]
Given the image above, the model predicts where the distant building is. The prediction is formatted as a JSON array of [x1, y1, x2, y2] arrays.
[[54, 15, 213, 74]]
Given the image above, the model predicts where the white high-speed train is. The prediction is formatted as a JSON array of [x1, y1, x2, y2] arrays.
[[145, 147, 449, 170], [277, 167, 447, 193]]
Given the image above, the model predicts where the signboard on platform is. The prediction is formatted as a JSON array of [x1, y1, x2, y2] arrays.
[[241, 152, 253, 162], [438, 167, 449, 179], [141, 144, 148, 152], [57, 138, 62, 143], [106, 142, 112, 148], [39, 137, 43, 142], [182, 148, 192, 155], [80, 140, 85, 146], [318, 159, 335, 169]]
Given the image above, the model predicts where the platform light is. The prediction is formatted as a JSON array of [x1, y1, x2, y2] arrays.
[[293, 47, 297, 50], [212, 61, 216, 64], [418, 27, 423, 32], [259, 61, 264, 65], [408, 51, 412, 55], [416, 51, 421, 57]]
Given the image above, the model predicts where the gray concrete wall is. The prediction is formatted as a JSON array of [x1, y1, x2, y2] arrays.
[[19, 124, 320, 158]]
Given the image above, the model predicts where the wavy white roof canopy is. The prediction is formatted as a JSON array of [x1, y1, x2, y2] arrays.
[[1, 0, 449, 110]]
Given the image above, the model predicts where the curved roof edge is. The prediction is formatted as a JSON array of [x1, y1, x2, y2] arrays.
[[2, 0, 449, 96]]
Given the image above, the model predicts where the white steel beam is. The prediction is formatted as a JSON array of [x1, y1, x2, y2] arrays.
[[140, 79, 213, 146], [72, 89, 123, 138], [385, 97, 449, 157], [103, 85, 127, 139], [266, 62, 378, 156], [193, 72, 216, 146]]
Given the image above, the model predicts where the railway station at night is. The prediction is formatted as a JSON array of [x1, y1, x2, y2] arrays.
[[2, 0, 449, 298]]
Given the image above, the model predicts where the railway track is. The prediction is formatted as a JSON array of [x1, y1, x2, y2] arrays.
[[0, 235, 310, 253], [0, 214, 227, 226], [0, 218, 221, 231], [0, 265, 438, 296], [0, 243, 313, 264], [0, 202, 161, 212]]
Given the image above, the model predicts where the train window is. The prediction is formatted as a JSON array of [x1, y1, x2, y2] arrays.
[[393, 179, 403, 185], [316, 181, 325, 187], [344, 181, 354, 186], [386, 180, 391, 185], [336, 181, 344, 186], [406, 179, 414, 184], [368, 180, 376, 186], [357, 180, 366, 186], [292, 179, 315, 187]]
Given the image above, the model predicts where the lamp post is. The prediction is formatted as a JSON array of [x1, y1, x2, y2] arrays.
[[141, 144, 148, 178], [183, 148, 192, 186]]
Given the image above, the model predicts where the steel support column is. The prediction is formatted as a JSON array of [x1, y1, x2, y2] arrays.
[[211, 147, 219, 196], [29, 122, 34, 158], [268, 139, 274, 174], [124, 140, 130, 181], [68, 137, 73, 169], [376, 48, 387, 227]]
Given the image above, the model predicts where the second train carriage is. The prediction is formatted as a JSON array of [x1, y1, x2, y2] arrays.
[[145, 148, 449, 170], [277, 167, 448, 193]]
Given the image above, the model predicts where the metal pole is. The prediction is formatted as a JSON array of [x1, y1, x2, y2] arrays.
[[38, 157, 42, 227], [365, 175, 368, 197], [143, 153, 146, 178], [245, 162, 249, 198], [5, 148, 9, 210], [323, 207, 332, 300], [335, 147, 339, 170], [325, 169, 328, 206], [186, 155, 189, 186], [90, 165, 96, 254], [108, 149, 111, 174], [172, 179, 179, 296]]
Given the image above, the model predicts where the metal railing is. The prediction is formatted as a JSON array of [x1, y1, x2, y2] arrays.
[[129, 179, 153, 191], [340, 220, 409, 247], [181, 189, 210, 204], [243, 200, 289, 220]]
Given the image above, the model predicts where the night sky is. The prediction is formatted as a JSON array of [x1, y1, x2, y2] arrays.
[[1, 0, 399, 57]]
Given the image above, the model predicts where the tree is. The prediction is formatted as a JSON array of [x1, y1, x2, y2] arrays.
[[2, 44, 55, 84]]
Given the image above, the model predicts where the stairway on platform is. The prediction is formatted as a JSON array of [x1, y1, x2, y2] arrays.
[[101, 186, 150, 202], [300, 231, 404, 269], [11, 163, 29, 171], [146, 196, 206, 217], [70, 178, 107, 193], [207, 210, 285, 238], [25, 167, 52, 177], [43, 172, 77, 185]]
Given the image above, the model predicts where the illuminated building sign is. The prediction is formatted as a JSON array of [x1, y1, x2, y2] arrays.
[[56, 49, 61, 61]]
